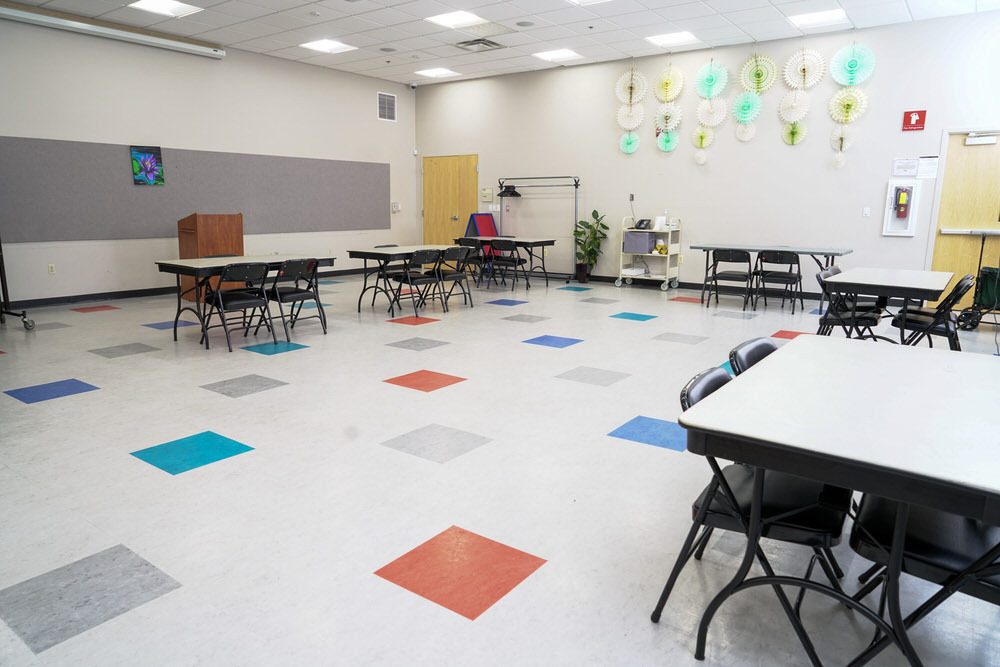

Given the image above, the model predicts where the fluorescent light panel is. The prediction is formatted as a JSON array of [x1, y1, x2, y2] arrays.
[[645, 31, 699, 47], [788, 8, 848, 27], [533, 49, 583, 62], [300, 39, 356, 54], [415, 68, 460, 78], [127, 0, 203, 18], [425, 11, 487, 29]]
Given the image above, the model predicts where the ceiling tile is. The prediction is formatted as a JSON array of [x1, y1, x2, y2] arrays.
[[245, 11, 313, 29], [233, 35, 290, 50], [638, 0, 704, 8], [702, 33, 752, 44], [738, 18, 802, 38], [692, 23, 749, 37], [535, 6, 602, 24], [41, 0, 122, 17], [194, 25, 267, 41], [777, 0, 844, 16], [656, 2, 718, 19], [522, 25, 578, 40], [393, 19, 452, 35], [611, 10, 671, 26], [724, 6, 786, 23], [628, 20, 684, 36], [563, 18, 628, 33], [907, 0, 975, 19], [672, 13, 736, 28], [242, 0, 309, 11], [392, 0, 456, 19], [507, 0, 570, 11], [586, 0, 651, 16], [473, 4, 533, 21], [491, 30, 545, 46], [314, 0, 382, 13], [95, 7, 165, 26], [208, 1, 277, 19], [704, 0, 770, 11], [356, 25, 414, 41], [389, 34, 440, 49], [845, 0, 911, 26], [356, 6, 415, 24]]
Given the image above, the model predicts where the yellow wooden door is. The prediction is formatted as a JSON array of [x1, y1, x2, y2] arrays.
[[930, 134, 1000, 308], [422, 155, 478, 244]]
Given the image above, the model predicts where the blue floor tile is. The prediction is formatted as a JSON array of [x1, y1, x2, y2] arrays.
[[4, 379, 99, 404], [719, 361, 734, 374], [143, 320, 199, 330], [243, 341, 309, 355], [558, 286, 592, 291], [131, 431, 253, 475], [317, 280, 342, 285], [610, 312, 658, 321], [523, 335, 583, 349], [296, 303, 330, 309], [810, 308, 822, 315], [487, 299, 528, 306], [608, 416, 687, 451]]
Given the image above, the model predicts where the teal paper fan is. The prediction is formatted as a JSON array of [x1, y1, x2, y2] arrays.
[[620, 131, 640, 154], [657, 130, 679, 152], [695, 61, 729, 99], [831, 44, 875, 86], [732, 91, 761, 124]]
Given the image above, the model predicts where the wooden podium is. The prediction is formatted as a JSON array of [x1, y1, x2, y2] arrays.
[[177, 213, 244, 301]]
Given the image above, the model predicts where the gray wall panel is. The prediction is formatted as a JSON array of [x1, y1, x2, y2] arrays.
[[0, 136, 390, 242]]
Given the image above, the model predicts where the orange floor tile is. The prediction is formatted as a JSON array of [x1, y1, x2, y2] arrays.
[[383, 370, 466, 392]]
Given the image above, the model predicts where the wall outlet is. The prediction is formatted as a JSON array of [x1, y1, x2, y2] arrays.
[[863, 207, 871, 217], [678, 254, 684, 264], [47, 264, 56, 274], [391, 201, 400, 213], [543, 248, 549, 257]]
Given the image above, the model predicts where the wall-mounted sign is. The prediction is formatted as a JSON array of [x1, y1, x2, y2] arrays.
[[902, 110, 926, 131]]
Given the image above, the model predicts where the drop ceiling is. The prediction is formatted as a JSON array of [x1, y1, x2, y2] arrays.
[[7, 0, 1000, 84]]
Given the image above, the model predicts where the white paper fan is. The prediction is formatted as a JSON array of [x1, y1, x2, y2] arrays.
[[696, 99, 727, 128], [616, 69, 648, 105], [655, 66, 684, 102], [829, 88, 868, 123], [784, 49, 826, 90], [694, 149, 707, 165], [617, 104, 645, 130], [692, 125, 714, 149], [833, 153, 847, 168], [830, 125, 853, 152], [778, 90, 810, 123], [654, 102, 682, 132], [739, 54, 778, 93], [735, 122, 756, 142]]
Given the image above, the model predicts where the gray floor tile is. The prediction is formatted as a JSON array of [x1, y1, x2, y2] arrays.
[[580, 297, 619, 304], [31, 322, 72, 331], [0, 544, 180, 654], [380, 424, 492, 464], [88, 342, 160, 359], [385, 337, 450, 351], [200, 374, 288, 398], [502, 314, 550, 323], [555, 366, 631, 387], [653, 332, 710, 344], [713, 311, 758, 319]]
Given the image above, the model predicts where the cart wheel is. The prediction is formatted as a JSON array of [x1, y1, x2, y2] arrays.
[[23, 318, 35, 331], [660, 282, 669, 291], [614, 278, 623, 287], [670, 278, 679, 289], [958, 308, 980, 331], [625, 277, 633, 285]]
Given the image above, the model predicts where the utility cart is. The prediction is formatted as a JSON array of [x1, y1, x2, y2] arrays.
[[615, 217, 680, 290], [0, 233, 34, 330], [939, 230, 1000, 331]]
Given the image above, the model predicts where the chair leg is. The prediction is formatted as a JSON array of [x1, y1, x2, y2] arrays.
[[276, 300, 291, 341], [693, 526, 714, 560], [822, 547, 845, 579], [650, 521, 710, 623], [262, 301, 278, 345], [219, 307, 234, 352]]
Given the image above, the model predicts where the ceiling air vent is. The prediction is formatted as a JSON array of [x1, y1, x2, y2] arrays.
[[377, 92, 396, 122], [456, 38, 505, 53]]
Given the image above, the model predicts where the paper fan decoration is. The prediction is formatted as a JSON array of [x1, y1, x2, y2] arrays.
[[732, 91, 761, 124], [831, 44, 875, 86], [692, 125, 714, 149], [782, 121, 807, 145], [829, 88, 868, 123], [778, 90, 810, 123], [830, 126, 853, 153], [783, 49, 826, 90], [695, 61, 728, 99], [654, 102, 682, 132], [696, 99, 727, 128], [735, 122, 756, 142], [655, 66, 684, 102], [739, 54, 778, 93], [620, 131, 640, 154], [833, 153, 847, 168], [657, 130, 679, 152], [694, 150, 707, 165], [617, 104, 645, 130], [616, 69, 648, 105]]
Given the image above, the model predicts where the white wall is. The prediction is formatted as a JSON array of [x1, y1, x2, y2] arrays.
[[0, 19, 418, 301], [415, 13, 1000, 288]]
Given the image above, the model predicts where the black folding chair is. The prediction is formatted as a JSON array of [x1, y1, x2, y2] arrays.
[[457, 238, 487, 286], [729, 337, 778, 375], [438, 246, 474, 309], [753, 250, 804, 313], [890, 274, 973, 350], [816, 269, 885, 340], [201, 262, 277, 352], [489, 238, 530, 291], [258, 258, 326, 341], [389, 248, 445, 316], [706, 249, 753, 310]]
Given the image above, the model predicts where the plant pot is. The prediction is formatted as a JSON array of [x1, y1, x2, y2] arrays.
[[575, 263, 592, 283]]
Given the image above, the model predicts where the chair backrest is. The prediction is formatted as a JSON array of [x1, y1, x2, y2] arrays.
[[713, 249, 751, 264], [442, 245, 470, 262], [680, 367, 732, 411], [409, 249, 442, 266], [490, 238, 518, 252], [759, 250, 799, 266], [937, 274, 975, 313], [219, 262, 269, 287], [828, 265, 843, 276], [273, 258, 317, 285], [729, 338, 778, 376]]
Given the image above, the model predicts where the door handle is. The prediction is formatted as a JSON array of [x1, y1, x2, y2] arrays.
[[451, 215, 459, 220]]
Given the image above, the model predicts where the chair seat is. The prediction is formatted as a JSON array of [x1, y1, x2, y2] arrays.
[[714, 270, 750, 281], [694, 464, 850, 547], [757, 272, 799, 284], [269, 286, 314, 302], [820, 309, 881, 327], [218, 291, 266, 310], [850, 496, 1000, 603], [890, 311, 956, 335], [492, 257, 526, 267]]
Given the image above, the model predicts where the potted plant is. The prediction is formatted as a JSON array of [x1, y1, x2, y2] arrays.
[[573, 209, 609, 282]]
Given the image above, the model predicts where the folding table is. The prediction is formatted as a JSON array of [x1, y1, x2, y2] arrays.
[[456, 236, 556, 286], [347, 245, 451, 317], [677, 335, 1000, 665]]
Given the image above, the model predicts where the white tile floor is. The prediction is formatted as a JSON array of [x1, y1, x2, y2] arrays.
[[1, 277, 999, 666]]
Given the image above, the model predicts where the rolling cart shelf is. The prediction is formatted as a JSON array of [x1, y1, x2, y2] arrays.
[[0, 233, 34, 330], [616, 218, 681, 291]]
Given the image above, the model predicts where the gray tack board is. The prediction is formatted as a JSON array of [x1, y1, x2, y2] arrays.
[[0, 136, 390, 243]]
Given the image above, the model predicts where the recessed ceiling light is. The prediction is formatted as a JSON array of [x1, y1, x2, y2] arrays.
[[788, 8, 848, 27], [127, 0, 203, 18], [380, 47, 396, 52], [425, 11, 487, 29], [645, 31, 700, 48], [566, 0, 613, 5], [533, 49, 583, 62], [415, 68, 460, 78], [515, 21, 534, 27], [300, 39, 356, 54]]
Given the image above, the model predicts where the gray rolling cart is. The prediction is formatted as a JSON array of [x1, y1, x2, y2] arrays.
[[616, 217, 681, 290], [0, 233, 34, 330]]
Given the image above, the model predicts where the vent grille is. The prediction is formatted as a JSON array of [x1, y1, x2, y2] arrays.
[[377, 92, 396, 122], [456, 38, 505, 53]]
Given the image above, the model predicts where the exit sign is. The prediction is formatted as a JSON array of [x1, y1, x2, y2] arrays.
[[903, 110, 926, 131]]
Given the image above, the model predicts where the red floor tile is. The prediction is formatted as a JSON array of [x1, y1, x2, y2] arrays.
[[384, 370, 466, 392], [388, 316, 439, 326], [375, 526, 546, 620], [772, 330, 812, 339], [71, 305, 119, 313], [670, 297, 702, 304]]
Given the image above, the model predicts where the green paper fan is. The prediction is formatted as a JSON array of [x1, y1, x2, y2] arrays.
[[739, 54, 777, 93], [657, 130, 679, 152], [691, 125, 714, 149], [782, 121, 807, 145], [831, 44, 875, 86], [829, 88, 868, 123], [620, 131, 640, 154], [695, 61, 729, 99], [732, 91, 762, 124]]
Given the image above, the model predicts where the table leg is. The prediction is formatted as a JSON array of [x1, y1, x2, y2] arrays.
[[700, 251, 710, 304], [356, 259, 395, 317], [172, 274, 207, 343], [883, 503, 924, 666]]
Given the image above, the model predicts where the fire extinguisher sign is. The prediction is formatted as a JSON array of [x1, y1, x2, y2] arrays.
[[902, 110, 926, 131]]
